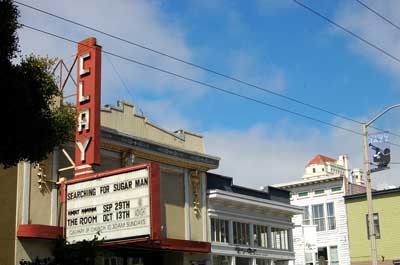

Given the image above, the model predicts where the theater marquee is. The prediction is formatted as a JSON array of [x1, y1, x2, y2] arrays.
[[65, 163, 160, 242]]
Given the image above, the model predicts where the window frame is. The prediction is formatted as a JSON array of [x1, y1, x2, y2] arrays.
[[298, 191, 309, 198], [233, 221, 251, 246], [253, 224, 269, 248], [211, 217, 230, 243], [314, 189, 325, 196], [312, 204, 326, 232], [271, 227, 289, 250], [303, 206, 310, 225], [331, 186, 342, 193], [329, 245, 339, 265], [366, 213, 381, 239], [326, 202, 336, 230]]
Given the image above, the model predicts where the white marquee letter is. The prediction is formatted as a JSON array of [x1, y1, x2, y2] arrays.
[[76, 137, 91, 161], [79, 80, 90, 103], [78, 109, 90, 132], [79, 52, 90, 76]]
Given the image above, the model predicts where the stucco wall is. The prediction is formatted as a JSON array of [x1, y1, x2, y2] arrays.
[[29, 160, 52, 225], [161, 167, 185, 240], [0, 166, 17, 265], [101, 102, 204, 153], [15, 239, 53, 264]]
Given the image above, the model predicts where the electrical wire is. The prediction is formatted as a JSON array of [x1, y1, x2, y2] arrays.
[[21, 23, 366, 137], [291, 0, 400, 138], [21, 23, 400, 149], [104, 53, 135, 103], [14, 0, 400, 138], [355, 0, 400, 32], [292, 0, 400, 65]]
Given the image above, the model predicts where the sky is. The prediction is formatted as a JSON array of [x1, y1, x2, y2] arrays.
[[16, 0, 400, 189]]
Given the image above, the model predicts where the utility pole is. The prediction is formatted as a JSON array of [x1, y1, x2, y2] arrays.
[[362, 103, 400, 265], [362, 123, 377, 265]]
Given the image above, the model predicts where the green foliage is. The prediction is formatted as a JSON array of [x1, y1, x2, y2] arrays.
[[0, 0, 75, 168], [19, 236, 106, 265], [0, 0, 20, 62]]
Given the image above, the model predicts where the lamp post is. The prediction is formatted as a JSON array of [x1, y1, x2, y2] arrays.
[[362, 103, 400, 265]]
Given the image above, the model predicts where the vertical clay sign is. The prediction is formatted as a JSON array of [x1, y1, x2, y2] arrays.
[[74, 37, 102, 177]]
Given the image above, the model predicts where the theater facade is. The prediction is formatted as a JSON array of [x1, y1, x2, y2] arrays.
[[0, 37, 299, 265]]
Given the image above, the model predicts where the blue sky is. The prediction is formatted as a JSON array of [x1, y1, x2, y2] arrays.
[[17, 0, 400, 188]]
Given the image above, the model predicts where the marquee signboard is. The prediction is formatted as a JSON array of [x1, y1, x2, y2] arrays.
[[75, 37, 102, 177], [65, 163, 160, 242]]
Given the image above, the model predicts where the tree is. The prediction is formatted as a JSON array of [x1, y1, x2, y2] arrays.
[[0, 0, 75, 168]]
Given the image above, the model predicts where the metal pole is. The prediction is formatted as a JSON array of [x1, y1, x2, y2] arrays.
[[361, 104, 400, 265], [363, 124, 377, 265]]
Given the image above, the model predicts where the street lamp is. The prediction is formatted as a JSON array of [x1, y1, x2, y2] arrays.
[[362, 103, 400, 265]]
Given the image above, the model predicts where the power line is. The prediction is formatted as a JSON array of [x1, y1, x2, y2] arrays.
[[22, 23, 400, 149], [15, 0, 387, 131], [291, 0, 400, 138], [16, 1, 400, 140], [104, 53, 135, 102], [355, 0, 400, 32], [21, 23, 366, 137], [292, 0, 400, 65]]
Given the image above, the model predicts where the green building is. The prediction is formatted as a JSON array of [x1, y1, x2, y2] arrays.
[[345, 188, 400, 265]]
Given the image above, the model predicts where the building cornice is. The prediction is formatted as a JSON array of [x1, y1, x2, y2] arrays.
[[345, 187, 400, 201], [101, 127, 220, 169], [207, 189, 303, 214], [274, 175, 343, 189]]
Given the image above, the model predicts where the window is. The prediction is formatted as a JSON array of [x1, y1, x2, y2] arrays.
[[271, 228, 289, 250], [316, 247, 328, 264], [305, 252, 313, 265], [313, 168, 316, 173], [213, 255, 231, 265], [253, 224, 268, 248], [298, 191, 309, 197], [127, 258, 144, 265], [331, 186, 342, 192], [312, 204, 325, 231], [103, 257, 123, 265], [303, 206, 310, 225], [233, 221, 250, 245], [211, 218, 230, 243], [366, 213, 381, 239], [314, 189, 325, 195], [327, 202, 336, 230], [256, 259, 271, 265], [330, 246, 339, 265], [236, 257, 252, 265]]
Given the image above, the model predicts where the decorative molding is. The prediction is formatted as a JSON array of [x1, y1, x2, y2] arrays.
[[101, 128, 219, 168], [191, 171, 201, 218]]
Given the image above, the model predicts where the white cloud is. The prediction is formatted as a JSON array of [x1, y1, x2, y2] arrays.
[[17, 0, 204, 101], [136, 99, 195, 132], [334, 0, 400, 79], [229, 50, 287, 92], [204, 118, 400, 190]]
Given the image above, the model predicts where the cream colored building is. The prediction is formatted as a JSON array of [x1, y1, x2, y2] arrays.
[[1, 101, 220, 265]]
